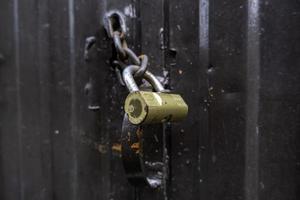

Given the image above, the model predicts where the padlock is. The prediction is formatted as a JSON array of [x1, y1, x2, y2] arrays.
[[123, 65, 188, 125]]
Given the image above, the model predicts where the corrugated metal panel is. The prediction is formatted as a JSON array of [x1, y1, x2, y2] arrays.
[[0, 0, 299, 199]]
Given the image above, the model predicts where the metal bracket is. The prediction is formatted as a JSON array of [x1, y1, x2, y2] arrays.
[[121, 114, 164, 188]]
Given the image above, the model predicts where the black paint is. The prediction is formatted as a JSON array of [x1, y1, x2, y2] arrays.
[[0, 0, 299, 200]]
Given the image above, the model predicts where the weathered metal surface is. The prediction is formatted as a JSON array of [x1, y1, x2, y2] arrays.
[[0, 0, 299, 200]]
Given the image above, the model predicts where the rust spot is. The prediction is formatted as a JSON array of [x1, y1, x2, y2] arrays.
[[112, 143, 122, 153], [136, 127, 143, 139], [131, 142, 140, 153]]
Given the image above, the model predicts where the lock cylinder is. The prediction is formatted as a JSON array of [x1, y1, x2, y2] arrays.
[[123, 65, 188, 125], [125, 91, 188, 124]]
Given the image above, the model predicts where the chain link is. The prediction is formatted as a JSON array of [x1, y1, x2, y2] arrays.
[[104, 11, 148, 84]]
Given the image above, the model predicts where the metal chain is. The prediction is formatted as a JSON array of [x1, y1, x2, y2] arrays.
[[104, 11, 148, 84], [103, 11, 165, 189]]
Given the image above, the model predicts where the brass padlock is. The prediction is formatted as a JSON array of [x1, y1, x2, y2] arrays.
[[123, 65, 188, 125]]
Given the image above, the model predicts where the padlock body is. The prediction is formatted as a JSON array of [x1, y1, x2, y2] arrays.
[[124, 91, 188, 125]]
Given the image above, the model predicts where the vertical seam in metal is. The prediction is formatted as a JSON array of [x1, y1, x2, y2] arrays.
[[198, 0, 209, 197], [199, 0, 209, 50], [68, 0, 78, 199], [13, 0, 23, 199], [245, 0, 260, 200], [162, 0, 170, 199]]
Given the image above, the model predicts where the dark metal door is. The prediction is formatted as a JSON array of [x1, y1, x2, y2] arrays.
[[0, 0, 299, 200]]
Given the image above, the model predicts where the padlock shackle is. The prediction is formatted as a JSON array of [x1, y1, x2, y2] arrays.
[[123, 65, 165, 92]]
